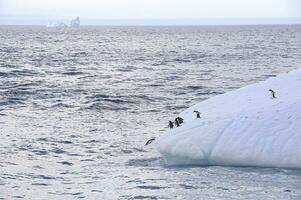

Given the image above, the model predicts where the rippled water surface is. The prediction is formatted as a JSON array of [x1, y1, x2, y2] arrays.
[[1, 25, 301, 199]]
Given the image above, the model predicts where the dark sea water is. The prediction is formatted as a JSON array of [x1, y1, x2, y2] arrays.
[[0, 25, 301, 199]]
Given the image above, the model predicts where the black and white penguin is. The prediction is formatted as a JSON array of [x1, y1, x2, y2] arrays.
[[174, 119, 180, 127], [175, 117, 184, 127], [178, 117, 184, 124], [145, 138, 155, 146], [193, 110, 201, 118], [168, 121, 174, 129], [269, 89, 276, 98]]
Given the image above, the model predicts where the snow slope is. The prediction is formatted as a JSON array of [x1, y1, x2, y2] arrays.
[[156, 68, 301, 169]]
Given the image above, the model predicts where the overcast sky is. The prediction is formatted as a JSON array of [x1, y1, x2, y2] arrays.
[[1, 0, 301, 25]]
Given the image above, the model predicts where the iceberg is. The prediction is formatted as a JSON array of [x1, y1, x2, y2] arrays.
[[156, 68, 301, 169], [46, 17, 80, 28], [70, 17, 80, 28], [46, 22, 68, 28]]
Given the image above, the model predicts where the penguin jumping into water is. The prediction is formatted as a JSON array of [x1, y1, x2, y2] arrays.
[[168, 121, 174, 129], [269, 89, 276, 98], [193, 110, 201, 118], [145, 137, 155, 146]]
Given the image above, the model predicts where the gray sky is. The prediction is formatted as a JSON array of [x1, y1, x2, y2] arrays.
[[1, 0, 301, 25]]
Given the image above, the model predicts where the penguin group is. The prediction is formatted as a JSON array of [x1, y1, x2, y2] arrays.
[[145, 111, 200, 145], [168, 116, 184, 129], [146, 89, 278, 146], [168, 110, 201, 129]]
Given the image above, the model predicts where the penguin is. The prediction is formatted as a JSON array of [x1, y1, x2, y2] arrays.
[[168, 121, 174, 129], [145, 138, 155, 146], [193, 110, 201, 118], [175, 117, 184, 127], [269, 89, 276, 98], [174, 119, 180, 127], [177, 117, 184, 124]]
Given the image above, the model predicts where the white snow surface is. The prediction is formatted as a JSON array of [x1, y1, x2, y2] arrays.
[[156, 68, 301, 169]]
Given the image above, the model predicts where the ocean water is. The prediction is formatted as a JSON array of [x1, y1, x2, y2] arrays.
[[0, 25, 301, 199]]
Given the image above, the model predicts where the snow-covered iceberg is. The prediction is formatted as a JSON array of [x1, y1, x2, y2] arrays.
[[157, 68, 301, 169]]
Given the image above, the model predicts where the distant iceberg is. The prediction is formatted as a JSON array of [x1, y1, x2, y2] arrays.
[[157, 68, 301, 169], [70, 17, 80, 28], [46, 22, 68, 28], [46, 17, 80, 28]]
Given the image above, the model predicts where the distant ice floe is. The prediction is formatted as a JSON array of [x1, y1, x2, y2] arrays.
[[46, 17, 80, 28], [157, 68, 301, 169]]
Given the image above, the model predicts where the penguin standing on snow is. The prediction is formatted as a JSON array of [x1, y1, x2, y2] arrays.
[[193, 110, 201, 118], [175, 117, 184, 127], [174, 119, 180, 127], [177, 117, 184, 124], [168, 121, 174, 129], [269, 89, 276, 98]]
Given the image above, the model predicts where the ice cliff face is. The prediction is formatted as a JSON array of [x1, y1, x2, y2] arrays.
[[157, 68, 301, 169]]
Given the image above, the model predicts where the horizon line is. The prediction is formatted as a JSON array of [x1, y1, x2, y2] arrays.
[[1, 17, 301, 26]]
